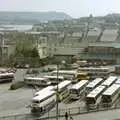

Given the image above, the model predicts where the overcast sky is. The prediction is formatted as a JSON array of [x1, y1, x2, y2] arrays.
[[1, 0, 120, 18]]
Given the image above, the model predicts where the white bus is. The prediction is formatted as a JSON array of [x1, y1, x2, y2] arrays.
[[86, 85, 106, 109], [55, 80, 72, 101], [101, 84, 120, 106], [86, 78, 104, 94], [115, 78, 120, 84], [51, 70, 77, 80], [34, 86, 55, 96], [24, 77, 51, 86], [31, 90, 56, 113], [70, 80, 88, 100], [0, 72, 14, 83], [44, 75, 64, 85], [101, 76, 117, 87], [77, 67, 112, 79]]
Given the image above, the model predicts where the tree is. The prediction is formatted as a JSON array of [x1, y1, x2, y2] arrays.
[[31, 47, 39, 58]]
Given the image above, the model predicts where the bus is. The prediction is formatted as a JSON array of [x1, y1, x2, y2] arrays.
[[51, 70, 77, 80], [77, 67, 112, 79], [101, 76, 117, 87], [86, 85, 106, 109], [31, 90, 56, 113], [85, 78, 104, 94], [101, 84, 120, 106], [34, 86, 55, 96], [55, 80, 72, 101], [73, 72, 89, 83], [44, 75, 64, 85], [70, 80, 88, 100], [115, 78, 120, 84], [0, 72, 14, 83], [24, 76, 51, 86]]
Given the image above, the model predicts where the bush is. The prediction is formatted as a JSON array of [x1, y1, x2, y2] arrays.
[[9, 81, 25, 90]]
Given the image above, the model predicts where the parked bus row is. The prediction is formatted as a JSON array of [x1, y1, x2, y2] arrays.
[[85, 76, 119, 109], [30, 80, 71, 113], [77, 67, 113, 79], [30, 75, 120, 113], [0, 72, 15, 83], [24, 70, 90, 86], [85, 78, 104, 94]]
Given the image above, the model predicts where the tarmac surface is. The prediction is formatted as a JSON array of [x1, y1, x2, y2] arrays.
[[0, 68, 120, 120]]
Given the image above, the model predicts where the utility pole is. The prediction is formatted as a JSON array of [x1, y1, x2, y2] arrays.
[[56, 64, 59, 120], [0, 33, 4, 65]]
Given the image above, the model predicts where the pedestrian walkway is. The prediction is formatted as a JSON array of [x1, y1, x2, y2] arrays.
[[40, 109, 120, 120]]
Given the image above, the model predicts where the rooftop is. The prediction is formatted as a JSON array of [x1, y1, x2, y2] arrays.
[[100, 29, 118, 42], [88, 43, 120, 48], [102, 84, 120, 95]]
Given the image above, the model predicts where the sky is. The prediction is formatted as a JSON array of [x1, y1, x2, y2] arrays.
[[1, 0, 120, 18]]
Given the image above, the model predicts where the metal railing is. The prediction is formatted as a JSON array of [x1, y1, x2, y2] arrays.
[[0, 104, 120, 120]]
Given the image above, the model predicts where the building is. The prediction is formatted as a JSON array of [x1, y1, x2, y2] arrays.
[[80, 43, 120, 65]]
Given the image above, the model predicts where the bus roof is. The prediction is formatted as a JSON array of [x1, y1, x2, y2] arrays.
[[24, 77, 48, 81], [86, 78, 103, 88], [115, 78, 120, 84], [0, 72, 14, 76], [77, 72, 88, 75], [44, 75, 64, 79], [32, 90, 55, 101], [102, 84, 120, 96], [51, 70, 77, 74], [57, 80, 71, 90], [87, 85, 106, 98], [71, 80, 88, 90], [102, 76, 117, 86], [35, 86, 54, 96], [78, 67, 110, 70]]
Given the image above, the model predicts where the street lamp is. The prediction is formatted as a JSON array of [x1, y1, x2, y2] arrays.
[[56, 63, 59, 120], [56, 60, 66, 120]]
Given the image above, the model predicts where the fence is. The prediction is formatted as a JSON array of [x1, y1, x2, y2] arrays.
[[0, 104, 120, 120]]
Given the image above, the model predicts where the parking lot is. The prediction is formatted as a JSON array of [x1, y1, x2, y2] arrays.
[[0, 67, 120, 119], [0, 69, 32, 116], [0, 68, 82, 117]]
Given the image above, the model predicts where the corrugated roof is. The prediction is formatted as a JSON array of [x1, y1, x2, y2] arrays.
[[100, 29, 118, 42], [80, 53, 115, 60], [88, 43, 120, 48]]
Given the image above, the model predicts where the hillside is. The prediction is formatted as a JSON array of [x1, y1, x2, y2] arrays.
[[0, 11, 72, 24]]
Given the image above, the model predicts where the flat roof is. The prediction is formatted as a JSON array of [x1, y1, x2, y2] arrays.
[[24, 77, 48, 81], [80, 54, 115, 60], [58, 80, 71, 90], [86, 78, 103, 88], [102, 76, 117, 86], [35, 86, 54, 96], [71, 80, 88, 90], [88, 43, 120, 48], [87, 85, 106, 98], [44, 75, 64, 79], [52, 70, 77, 74], [102, 84, 120, 96], [33, 90, 55, 101]]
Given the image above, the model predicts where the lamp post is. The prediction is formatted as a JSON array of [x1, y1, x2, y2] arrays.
[[56, 63, 59, 120], [56, 60, 66, 120]]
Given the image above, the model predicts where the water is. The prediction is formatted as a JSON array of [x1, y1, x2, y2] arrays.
[[0, 25, 33, 32]]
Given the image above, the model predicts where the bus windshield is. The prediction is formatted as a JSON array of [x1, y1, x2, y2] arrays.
[[70, 89, 79, 94], [102, 95, 111, 103], [32, 100, 40, 104], [86, 97, 96, 104]]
